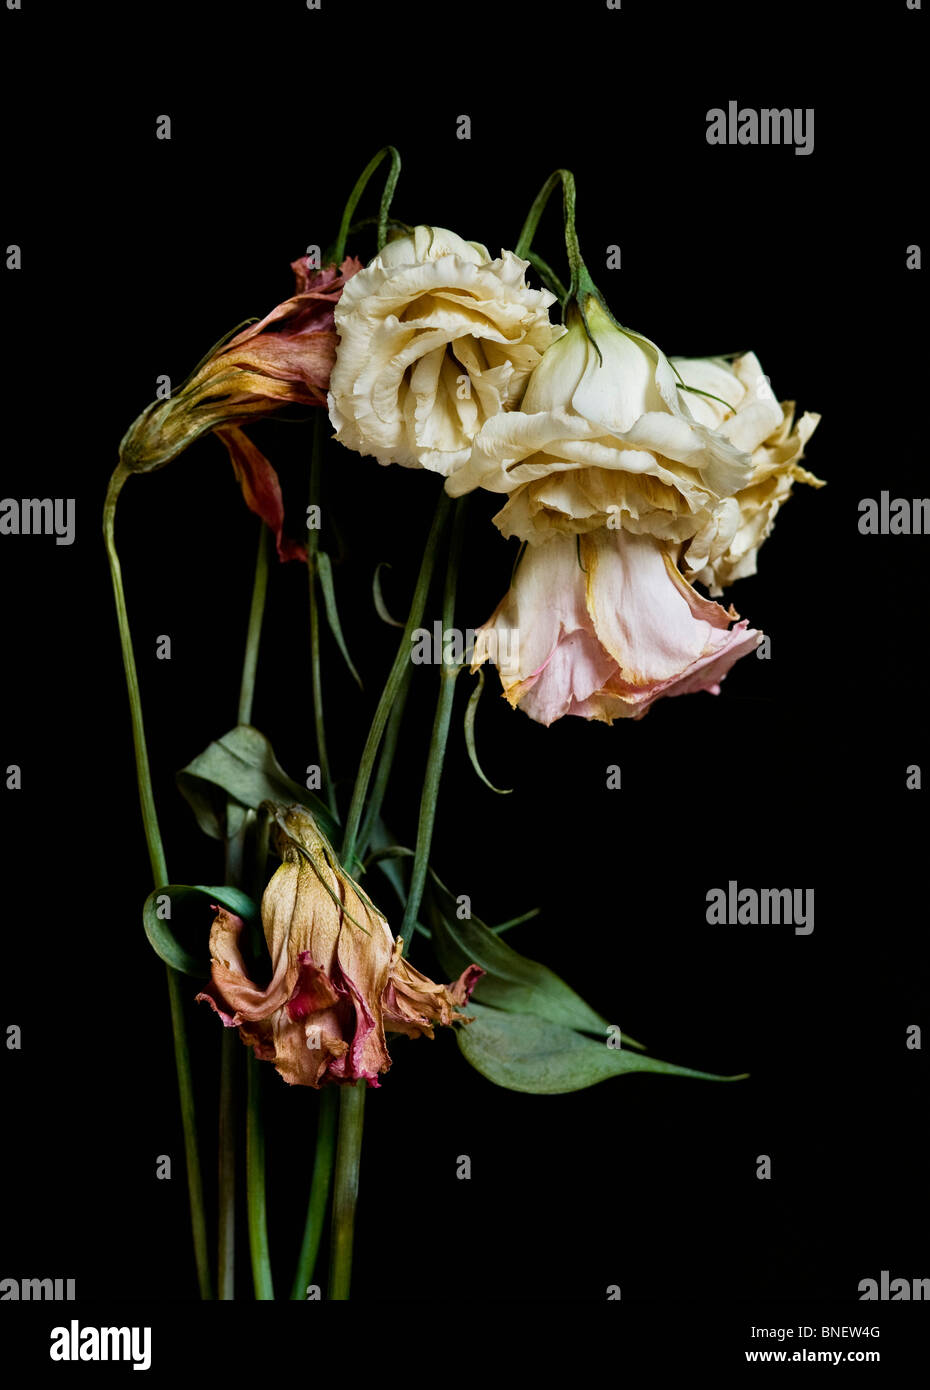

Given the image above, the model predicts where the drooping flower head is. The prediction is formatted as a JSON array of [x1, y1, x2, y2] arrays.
[[449, 295, 755, 549], [473, 529, 761, 725], [328, 226, 563, 478], [119, 256, 362, 560], [196, 804, 481, 1087]]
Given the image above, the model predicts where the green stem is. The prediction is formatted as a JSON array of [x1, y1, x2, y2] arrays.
[[218, 521, 272, 1301], [527, 250, 568, 304], [289, 1087, 339, 1299], [356, 661, 412, 858], [328, 1084, 366, 1301], [514, 167, 591, 307], [325, 487, 451, 1302], [104, 463, 212, 1302], [246, 1050, 274, 1300], [217, 1029, 237, 1300], [331, 146, 401, 264], [238, 523, 271, 725], [308, 416, 337, 814], [340, 489, 452, 871], [399, 498, 468, 953]]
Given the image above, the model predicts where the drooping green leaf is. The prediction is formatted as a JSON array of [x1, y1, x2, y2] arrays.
[[456, 1004, 747, 1095], [372, 562, 403, 627], [317, 551, 363, 688], [176, 724, 337, 842], [429, 873, 642, 1046], [142, 883, 259, 978], [464, 668, 513, 795]]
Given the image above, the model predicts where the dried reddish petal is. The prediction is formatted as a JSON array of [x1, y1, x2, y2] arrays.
[[215, 424, 307, 563]]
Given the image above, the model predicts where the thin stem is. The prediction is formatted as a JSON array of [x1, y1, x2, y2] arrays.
[[246, 1051, 274, 1300], [328, 1084, 366, 1301], [326, 487, 451, 1303], [308, 416, 337, 813], [331, 146, 401, 264], [514, 167, 587, 305], [399, 498, 468, 953], [356, 661, 413, 859], [103, 465, 169, 888], [527, 250, 568, 304], [289, 1087, 339, 1299], [104, 463, 212, 1302], [238, 523, 271, 725], [218, 520, 272, 1301], [217, 1029, 237, 1300], [340, 489, 452, 871]]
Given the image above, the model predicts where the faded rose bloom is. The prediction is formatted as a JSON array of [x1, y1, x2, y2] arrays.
[[196, 805, 481, 1087], [328, 226, 563, 478], [119, 255, 361, 560], [447, 296, 753, 549], [473, 529, 761, 725], [670, 353, 823, 595]]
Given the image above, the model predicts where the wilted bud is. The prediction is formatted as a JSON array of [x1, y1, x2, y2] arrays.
[[196, 805, 482, 1087], [119, 256, 361, 560]]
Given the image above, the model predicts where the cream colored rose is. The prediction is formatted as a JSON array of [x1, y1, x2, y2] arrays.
[[448, 297, 754, 550], [672, 353, 823, 594], [327, 225, 563, 478]]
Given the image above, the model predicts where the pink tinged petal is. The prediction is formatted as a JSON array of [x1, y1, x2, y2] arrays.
[[195, 907, 292, 1026], [215, 424, 308, 563], [286, 953, 341, 1019], [517, 626, 618, 727], [582, 529, 741, 687], [325, 970, 387, 1087], [474, 533, 590, 689]]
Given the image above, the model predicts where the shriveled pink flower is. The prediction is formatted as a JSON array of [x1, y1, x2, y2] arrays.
[[473, 528, 761, 724], [119, 255, 362, 560], [196, 805, 481, 1087]]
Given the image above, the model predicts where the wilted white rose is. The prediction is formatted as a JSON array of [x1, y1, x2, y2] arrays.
[[672, 353, 823, 594], [447, 296, 754, 547], [327, 225, 563, 478]]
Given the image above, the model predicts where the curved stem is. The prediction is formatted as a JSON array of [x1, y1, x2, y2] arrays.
[[289, 1086, 338, 1299], [332, 146, 401, 264], [328, 1084, 366, 1301], [104, 465, 169, 888], [514, 167, 588, 305], [399, 498, 468, 953], [340, 489, 452, 872], [246, 1050, 274, 1300], [104, 463, 212, 1301]]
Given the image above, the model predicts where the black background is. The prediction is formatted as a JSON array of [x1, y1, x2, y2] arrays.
[[1, 0, 927, 1336]]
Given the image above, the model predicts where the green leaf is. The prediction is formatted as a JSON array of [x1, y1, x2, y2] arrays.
[[464, 669, 513, 795], [456, 1005, 747, 1094], [372, 562, 403, 627], [317, 552, 363, 688], [429, 873, 642, 1045], [176, 724, 337, 841], [491, 908, 541, 935], [142, 883, 259, 978]]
